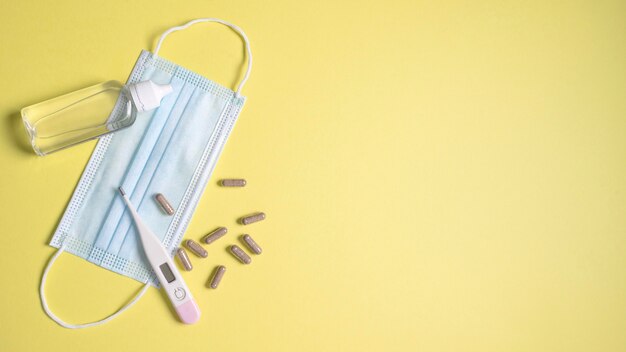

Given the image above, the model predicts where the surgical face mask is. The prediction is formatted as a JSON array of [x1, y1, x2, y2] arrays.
[[39, 18, 252, 328]]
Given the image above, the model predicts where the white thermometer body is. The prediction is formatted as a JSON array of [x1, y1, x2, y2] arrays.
[[118, 187, 200, 324]]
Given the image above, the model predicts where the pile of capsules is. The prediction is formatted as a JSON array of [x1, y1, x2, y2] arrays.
[[155, 178, 265, 289]]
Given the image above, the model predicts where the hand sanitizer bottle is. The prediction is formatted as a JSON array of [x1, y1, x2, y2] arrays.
[[21, 80, 173, 156]]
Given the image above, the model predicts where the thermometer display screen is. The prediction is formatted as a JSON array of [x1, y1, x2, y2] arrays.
[[159, 263, 176, 283]]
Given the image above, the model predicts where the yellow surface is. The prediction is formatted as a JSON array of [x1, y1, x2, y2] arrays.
[[1, 0, 625, 351]]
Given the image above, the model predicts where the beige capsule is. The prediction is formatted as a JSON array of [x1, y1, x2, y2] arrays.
[[184, 239, 208, 258], [209, 265, 226, 289], [229, 245, 251, 264], [202, 227, 228, 244], [176, 248, 193, 271], [220, 179, 247, 187], [241, 234, 262, 254], [240, 212, 266, 225], [155, 193, 175, 215]]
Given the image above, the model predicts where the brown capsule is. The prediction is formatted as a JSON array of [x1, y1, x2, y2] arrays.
[[240, 212, 266, 225], [220, 179, 247, 187], [202, 227, 228, 244], [209, 265, 226, 289], [155, 193, 175, 215], [230, 245, 251, 264], [176, 248, 193, 271], [184, 239, 208, 258], [241, 234, 262, 254]]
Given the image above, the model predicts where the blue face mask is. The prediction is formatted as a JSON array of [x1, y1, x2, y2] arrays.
[[39, 18, 252, 328]]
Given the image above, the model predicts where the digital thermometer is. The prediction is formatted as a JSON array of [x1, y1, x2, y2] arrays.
[[118, 187, 201, 324]]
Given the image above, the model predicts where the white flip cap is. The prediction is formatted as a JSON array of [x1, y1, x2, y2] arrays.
[[128, 80, 173, 112]]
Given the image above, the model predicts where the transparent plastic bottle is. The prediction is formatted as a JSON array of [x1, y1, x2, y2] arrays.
[[21, 80, 172, 156]]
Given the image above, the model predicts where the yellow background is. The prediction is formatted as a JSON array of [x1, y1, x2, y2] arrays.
[[1, 0, 625, 351]]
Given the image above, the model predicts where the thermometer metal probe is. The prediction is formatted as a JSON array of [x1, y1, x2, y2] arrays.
[[118, 187, 201, 324]]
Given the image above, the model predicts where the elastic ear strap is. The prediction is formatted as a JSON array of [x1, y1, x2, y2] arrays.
[[39, 244, 150, 329], [153, 18, 253, 97]]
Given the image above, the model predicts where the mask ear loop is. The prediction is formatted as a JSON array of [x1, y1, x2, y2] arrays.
[[39, 243, 150, 329], [153, 18, 253, 98]]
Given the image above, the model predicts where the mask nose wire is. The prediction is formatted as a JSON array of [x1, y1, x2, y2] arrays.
[[153, 18, 253, 98], [39, 243, 151, 329]]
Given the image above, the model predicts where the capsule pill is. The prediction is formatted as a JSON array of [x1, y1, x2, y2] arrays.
[[241, 234, 262, 254], [209, 265, 226, 289], [240, 212, 266, 225], [184, 239, 208, 258], [220, 179, 247, 187], [155, 193, 175, 215], [202, 227, 228, 244], [176, 248, 193, 271], [230, 245, 251, 264]]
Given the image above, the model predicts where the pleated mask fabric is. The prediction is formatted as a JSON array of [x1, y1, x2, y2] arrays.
[[39, 18, 252, 329]]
